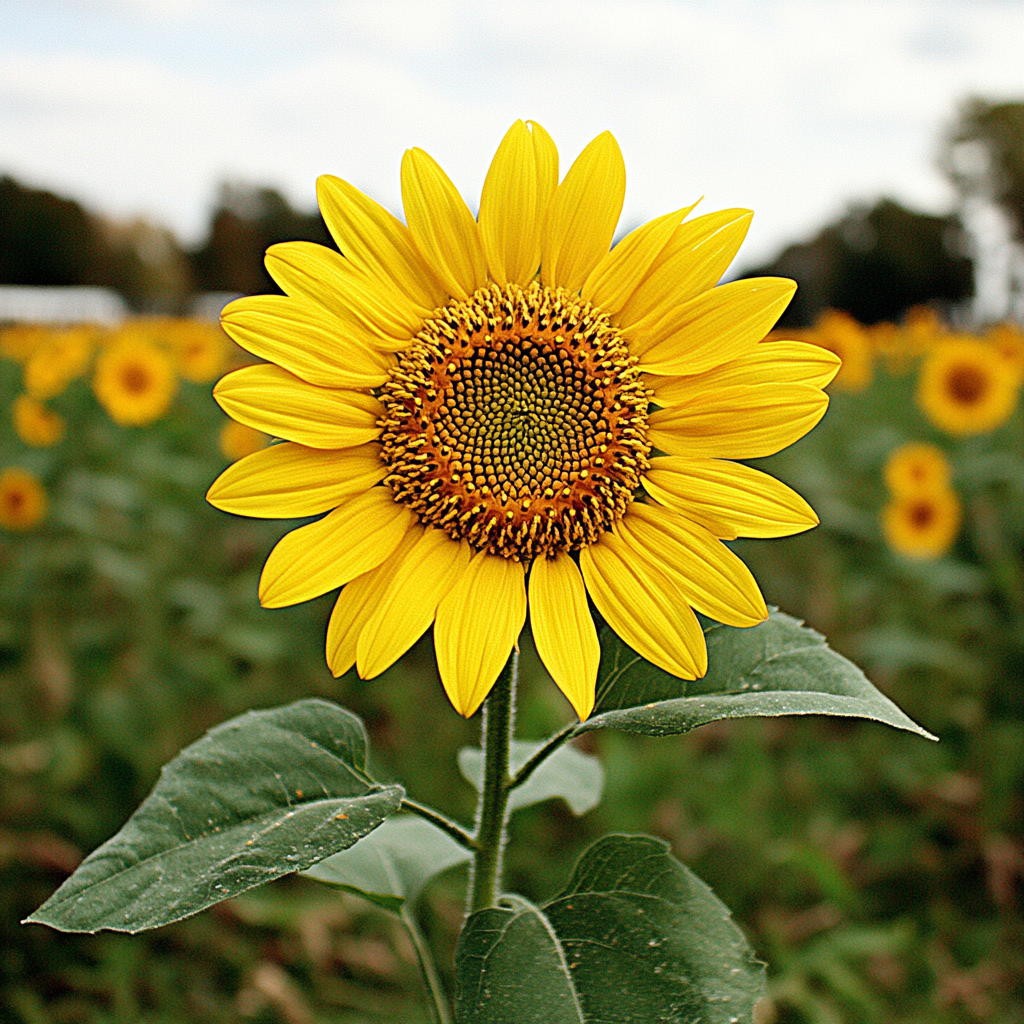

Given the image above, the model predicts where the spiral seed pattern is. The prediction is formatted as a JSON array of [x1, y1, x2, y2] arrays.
[[379, 282, 650, 560]]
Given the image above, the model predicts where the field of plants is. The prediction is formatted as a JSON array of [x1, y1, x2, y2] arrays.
[[1, 309, 1021, 1023]]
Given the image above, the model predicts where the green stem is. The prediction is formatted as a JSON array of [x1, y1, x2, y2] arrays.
[[507, 722, 577, 794], [400, 905, 453, 1024], [400, 799, 477, 851], [468, 651, 517, 914]]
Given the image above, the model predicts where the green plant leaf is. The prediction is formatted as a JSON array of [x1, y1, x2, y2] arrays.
[[301, 813, 472, 914], [25, 699, 403, 934], [459, 740, 603, 815], [581, 609, 935, 740], [455, 834, 765, 1023]]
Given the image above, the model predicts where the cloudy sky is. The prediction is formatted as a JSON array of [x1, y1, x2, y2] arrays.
[[2, 0, 1023, 266]]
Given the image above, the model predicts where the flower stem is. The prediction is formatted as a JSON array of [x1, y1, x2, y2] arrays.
[[400, 799, 477, 851], [468, 650, 517, 914], [400, 904, 453, 1024]]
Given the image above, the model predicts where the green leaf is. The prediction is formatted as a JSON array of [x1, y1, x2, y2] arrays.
[[459, 740, 603, 816], [25, 699, 403, 934], [581, 609, 935, 740], [455, 834, 765, 1023], [301, 814, 472, 914]]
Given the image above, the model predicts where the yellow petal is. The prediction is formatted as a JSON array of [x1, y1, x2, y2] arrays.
[[265, 241, 421, 350], [618, 208, 754, 327], [213, 365, 382, 449], [648, 383, 828, 459], [401, 147, 487, 300], [357, 530, 471, 678], [434, 552, 527, 717], [529, 553, 599, 720], [618, 502, 768, 626], [479, 120, 559, 287], [259, 488, 413, 608], [207, 441, 387, 519], [579, 533, 705, 679], [643, 457, 819, 539], [316, 174, 446, 311], [646, 339, 842, 403], [325, 529, 421, 677], [220, 295, 392, 389], [542, 131, 626, 294], [582, 203, 699, 316], [631, 277, 797, 374]]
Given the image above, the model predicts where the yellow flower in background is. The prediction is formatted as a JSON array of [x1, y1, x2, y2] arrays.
[[0, 468, 47, 531], [883, 443, 951, 497], [208, 121, 835, 720], [903, 305, 946, 353], [93, 338, 177, 426], [917, 337, 1019, 436], [219, 420, 270, 461], [986, 322, 1024, 382], [809, 310, 871, 390], [167, 320, 231, 383], [12, 395, 65, 447], [882, 488, 961, 560], [1, 325, 51, 363], [23, 327, 95, 399]]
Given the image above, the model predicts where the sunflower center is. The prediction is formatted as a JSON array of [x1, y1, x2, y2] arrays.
[[945, 363, 987, 405], [909, 500, 935, 529], [379, 282, 651, 560], [120, 363, 152, 395]]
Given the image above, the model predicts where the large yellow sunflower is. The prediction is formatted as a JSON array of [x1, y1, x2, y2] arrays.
[[208, 122, 836, 720]]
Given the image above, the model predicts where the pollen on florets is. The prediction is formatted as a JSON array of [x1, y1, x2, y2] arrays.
[[378, 282, 651, 560]]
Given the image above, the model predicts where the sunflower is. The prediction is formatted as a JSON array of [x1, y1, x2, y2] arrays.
[[0, 468, 47, 531], [882, 488, 961, 560], [808, 309, 872, 391], [12, 394, 65, 447], [23, 327, 95, 400], [219, 419, 270, 461], [208, 122, 835, 720], [168, 320, 231, 383], [917, 337, 1019, 436], [883, 442, 950, 497], [986, 322, 1024, 382], [93, 337, 178, 426]]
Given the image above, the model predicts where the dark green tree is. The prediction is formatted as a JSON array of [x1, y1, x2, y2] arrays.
[[741, 198, 974, 328]]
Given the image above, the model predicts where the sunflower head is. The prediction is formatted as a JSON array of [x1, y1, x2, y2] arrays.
[[23, 328, 95, 400], [13, 394, 65, 448], [917, 337, 1019, 436], [882, 488, 961, 561], [209, 121, 833, 720], [93, 336, 178, 427], [883, 443, 951, 496], [0, 468, 47, 532], [168, 320, 230, 383], [219, 420, 270, 462], [810, 310, 871, 391]]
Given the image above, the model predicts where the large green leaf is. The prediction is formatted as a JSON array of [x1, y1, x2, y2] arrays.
[[301, 814, 472, 914], [579, 610, 934, 740], [455, 835, 765, 1023], [26, 699, 403, 933], [459, 740, 604, 815]]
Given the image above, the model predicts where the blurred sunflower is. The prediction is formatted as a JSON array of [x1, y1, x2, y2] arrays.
[[1, 324, 50, 363], [986, 322, 1024, 382], [208, 121, 835, 719], [12, 394, 65, 447], [917, 337, 1019, 436], [169, 320, 230, 383], [0, 468, 47, 531], [23, 328, 95, 400], [883, 443, 950, 496], [882, 489, 961, 560], [809, 310, 871, 391], [219, 420, 270, 461], [93, 337, 177, 426]]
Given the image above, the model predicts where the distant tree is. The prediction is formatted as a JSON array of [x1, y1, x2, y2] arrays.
[[741, 198, 974, 327], [189, 184, 333, 296]]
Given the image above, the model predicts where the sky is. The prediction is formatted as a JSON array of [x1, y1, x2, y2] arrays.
[[1, 0, 1023, 268]]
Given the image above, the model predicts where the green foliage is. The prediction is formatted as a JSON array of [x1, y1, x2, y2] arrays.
[[581, 611, 933, 740], [26, 700, 403, 933], [455, 835, 765, 1024], [303, 815, 472, 915]]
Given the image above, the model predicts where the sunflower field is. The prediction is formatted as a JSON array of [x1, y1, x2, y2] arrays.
[[0, 306, 1022, 1024]]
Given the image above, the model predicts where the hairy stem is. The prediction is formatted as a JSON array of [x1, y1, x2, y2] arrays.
[[468, 651, 517, 914], [400, 799, 477, 851], [400, 905, 453, 1024]]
